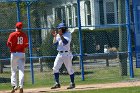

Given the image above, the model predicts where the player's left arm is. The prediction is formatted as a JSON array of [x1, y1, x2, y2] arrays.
[[60, 35, 68, 45], [7, 34, 14, 48], [58, 30, 69, 45]]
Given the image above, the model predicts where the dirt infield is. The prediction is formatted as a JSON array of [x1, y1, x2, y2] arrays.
[[1, 81, 140, 93]]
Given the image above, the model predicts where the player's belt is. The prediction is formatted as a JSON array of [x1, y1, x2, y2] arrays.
[[12, 52, 23, 53], [59, 51, 68, 53]]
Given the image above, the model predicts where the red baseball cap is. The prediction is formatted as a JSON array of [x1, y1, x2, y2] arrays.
[[16, 22, 23, 29]]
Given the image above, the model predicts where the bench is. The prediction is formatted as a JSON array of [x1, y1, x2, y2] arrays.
[[83, 52, 128, 66]]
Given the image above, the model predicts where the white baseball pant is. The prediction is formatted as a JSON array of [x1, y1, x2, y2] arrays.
[[11, 53, 25, 88], [53, 52, 74, 75]]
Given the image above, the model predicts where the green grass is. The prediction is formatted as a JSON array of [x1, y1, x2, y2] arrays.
[[56, 86, 140, 93], [0, 65, 140, 91]]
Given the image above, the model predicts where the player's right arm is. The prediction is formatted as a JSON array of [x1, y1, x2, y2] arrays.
[[52, 31, 58, 45], [24, 34, 29, 48]]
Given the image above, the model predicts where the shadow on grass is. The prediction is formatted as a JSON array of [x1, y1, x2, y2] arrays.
[[39, 91, 49, 92], [0, 77, 10, 83], [76, 86, 95, 89], [75, 71, 94, 75], [60, 71, 94, 75]]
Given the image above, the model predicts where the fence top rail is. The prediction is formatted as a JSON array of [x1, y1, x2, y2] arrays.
[[0, 52, 132, 61]]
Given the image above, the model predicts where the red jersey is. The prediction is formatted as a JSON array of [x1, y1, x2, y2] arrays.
[[7, 30, 28, 53]]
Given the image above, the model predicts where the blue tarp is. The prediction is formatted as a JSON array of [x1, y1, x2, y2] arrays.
[[133, 0, 140, 68]]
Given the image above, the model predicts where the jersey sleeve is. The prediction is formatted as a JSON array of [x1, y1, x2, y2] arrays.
[[7, 33, 14, 47], [63, 32, 71, 42]]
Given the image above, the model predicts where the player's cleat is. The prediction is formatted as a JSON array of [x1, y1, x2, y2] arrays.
[[51, 83, 61, 89], [19, 88, 23, 93], [67, 83, 75, 89], [11, 86, 18, 93]]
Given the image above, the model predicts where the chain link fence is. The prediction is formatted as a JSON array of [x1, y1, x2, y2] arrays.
[[0, 0, 139, 89]]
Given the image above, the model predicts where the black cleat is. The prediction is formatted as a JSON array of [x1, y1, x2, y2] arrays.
[[51, 84, 61, 89], [11, 89, 15, 93], [19, 88, 23, 93], [11, 86, 18, 93], [67, 83, 75, 89]]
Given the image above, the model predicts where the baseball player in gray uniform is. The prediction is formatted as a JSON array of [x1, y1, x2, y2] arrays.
[[51, 23, 75, 89]]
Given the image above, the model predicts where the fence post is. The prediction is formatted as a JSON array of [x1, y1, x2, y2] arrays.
[[0, 61, 3, 73], [77, 0, 84, 81], [39, 58, 43, 72], [104, 45, 109, 67], [106, 58, 109, 67], [16, 0, 21, 22], [26, 1, 34, 84], [125, 0, 134, 78]]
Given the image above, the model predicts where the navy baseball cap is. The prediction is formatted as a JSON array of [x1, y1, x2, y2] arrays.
[[57, 23, 66, 29]]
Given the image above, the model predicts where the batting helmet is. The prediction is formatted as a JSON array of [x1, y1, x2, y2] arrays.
[[57, 23, 66, 29], [16, 22, 23, 29]]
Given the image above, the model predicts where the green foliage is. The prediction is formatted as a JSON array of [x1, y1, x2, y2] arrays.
[[40, 31, 57, 69], [73, 27, 119, 33], [0, 2, 16, 8], [53, 18, 62, 28], [71, 30, 80, 54], [41, 31, 57, 56], [71, 28, 119, 54]]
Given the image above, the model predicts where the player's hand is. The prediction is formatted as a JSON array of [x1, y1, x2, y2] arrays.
[[52, 31, 57, 37], [58, 30, 63, 36], [7, 42, 12, 47]]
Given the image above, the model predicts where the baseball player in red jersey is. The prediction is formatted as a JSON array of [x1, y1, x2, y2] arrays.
[[7, 22, 28, 93]]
